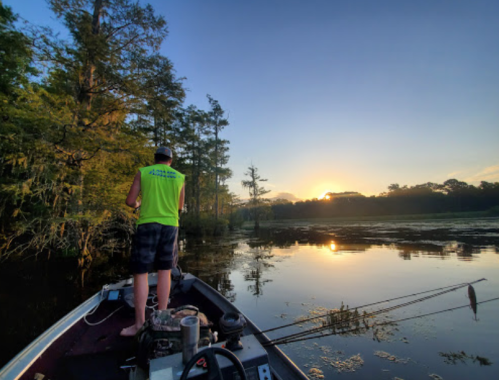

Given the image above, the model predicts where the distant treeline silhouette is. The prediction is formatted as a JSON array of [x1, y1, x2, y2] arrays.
[[271, 179, 499, 219]]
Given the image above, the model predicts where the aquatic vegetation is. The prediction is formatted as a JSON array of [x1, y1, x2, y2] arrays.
[[302, 345, 365, 373], [324, 353, 364, 373], [307, 367, 324, 379], [254, 219, 499, 250], [374, 351, 411, 364], [322, 302, 362, 333], [475, 356, 493, 366], [439, 351, 492, 366], [285, 301, 398, 344], [429, 374, 443, 380]]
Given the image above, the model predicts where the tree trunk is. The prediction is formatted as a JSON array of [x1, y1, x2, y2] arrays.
[[195, 145, 201, 223], [214, 122, 219, 222], [81, 0, 103, 110], [154, 115, 158, 146]]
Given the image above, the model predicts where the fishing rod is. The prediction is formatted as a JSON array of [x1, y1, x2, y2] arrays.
[[263, 280, 482, 345], [263, 296, 499, 347], [257, 278, 486, 335]]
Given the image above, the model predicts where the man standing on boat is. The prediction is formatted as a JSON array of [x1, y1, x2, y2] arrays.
[[121, 147, 185, 337]]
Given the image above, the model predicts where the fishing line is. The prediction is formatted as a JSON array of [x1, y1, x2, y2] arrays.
[[266, 280, 479, 344], [261, 279, 486, 344], [257, 278, 486, 335], [263, 296, 499, 346]]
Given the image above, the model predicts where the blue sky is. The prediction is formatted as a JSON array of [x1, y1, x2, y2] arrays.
[[8, 0, 499, 200]]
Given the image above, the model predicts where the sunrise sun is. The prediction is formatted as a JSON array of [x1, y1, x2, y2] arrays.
[[318, 190, 333, 200]]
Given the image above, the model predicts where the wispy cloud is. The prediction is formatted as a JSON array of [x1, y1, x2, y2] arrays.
[[465, 164, 499, 183], [447, 170, 463, 178]]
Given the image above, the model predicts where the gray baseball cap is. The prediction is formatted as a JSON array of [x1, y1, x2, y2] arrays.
[[155, 147, 172, 158]]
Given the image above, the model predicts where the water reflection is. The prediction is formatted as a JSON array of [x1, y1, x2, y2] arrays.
[[244, 244, 275, 296], [2, 219, 499, 378], [178, 237, 238, 301], [326, 243, 369, 254], [439, 351, 493, 366], [176, 229, 497, 303], [178, 236, 278, 299], [321, 240, 488, 261], [249, 220, 499, 259], [395, 242, 483, 261]]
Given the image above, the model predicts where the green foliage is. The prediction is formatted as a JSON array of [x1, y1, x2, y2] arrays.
[[0, 0, 234, 265], [228, 209, 244, 231], [181, 213, 229, 236], [0, 2, 35, 93], [170, 100, 234, 236]]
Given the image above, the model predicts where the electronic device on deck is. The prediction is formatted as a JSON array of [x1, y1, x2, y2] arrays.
[[149, 335, 271, 380], [106, 287, 135, 308], [106, 290, 122, 301]]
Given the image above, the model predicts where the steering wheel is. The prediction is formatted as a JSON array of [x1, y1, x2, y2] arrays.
[[179, 347, 248, 380]]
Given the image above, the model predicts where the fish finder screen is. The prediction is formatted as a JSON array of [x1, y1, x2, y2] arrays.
[[107, 290, 120, 301]]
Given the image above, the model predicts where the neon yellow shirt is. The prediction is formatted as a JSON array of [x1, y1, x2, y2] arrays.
[[137, 164, 185, 226]]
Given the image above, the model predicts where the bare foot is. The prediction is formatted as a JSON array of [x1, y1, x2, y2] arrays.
[[120, 324, 141, 337]]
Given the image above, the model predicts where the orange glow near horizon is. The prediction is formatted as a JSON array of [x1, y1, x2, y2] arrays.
[[318, 190, 333, 200], [330, 241, 337, 251]]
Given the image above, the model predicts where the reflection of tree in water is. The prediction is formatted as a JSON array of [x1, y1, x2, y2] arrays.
[[177, 235, 277, 299], [395, 242, 482, 261], [206, 271, 236, 302], [178, 237, 238, 301], [252, 227, 330, 248], [244, 240, 274, 297], [439, 351, 492, 366], [253, 223, 499, 258], [443, 242, 481, 260]]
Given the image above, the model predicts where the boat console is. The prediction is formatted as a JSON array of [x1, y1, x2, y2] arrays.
[[149, 335, 271, 380]]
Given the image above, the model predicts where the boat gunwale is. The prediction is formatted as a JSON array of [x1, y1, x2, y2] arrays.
[[0, 276, 140, 380], [0, 292, 101, 380]]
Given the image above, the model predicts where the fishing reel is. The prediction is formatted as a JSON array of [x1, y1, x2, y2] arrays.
[[219, 312, 247, 351]]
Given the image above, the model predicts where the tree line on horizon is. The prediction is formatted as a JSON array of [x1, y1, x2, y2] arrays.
[[269, 179, 499, 220]]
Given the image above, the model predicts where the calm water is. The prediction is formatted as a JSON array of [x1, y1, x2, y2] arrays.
[[180, 219, 499, 380], [221, 243, 498, 379], [1, 218, 499, 379]]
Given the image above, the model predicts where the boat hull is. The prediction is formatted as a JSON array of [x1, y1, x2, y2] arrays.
[[0, 273, 308, 380]]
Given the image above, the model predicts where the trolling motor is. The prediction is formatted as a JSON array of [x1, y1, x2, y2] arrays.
[[219, 312, 247, 351]]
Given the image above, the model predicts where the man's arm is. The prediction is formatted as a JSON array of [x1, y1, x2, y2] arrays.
[[178, 183, 185, 211], [126, 171, 141, 208]]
